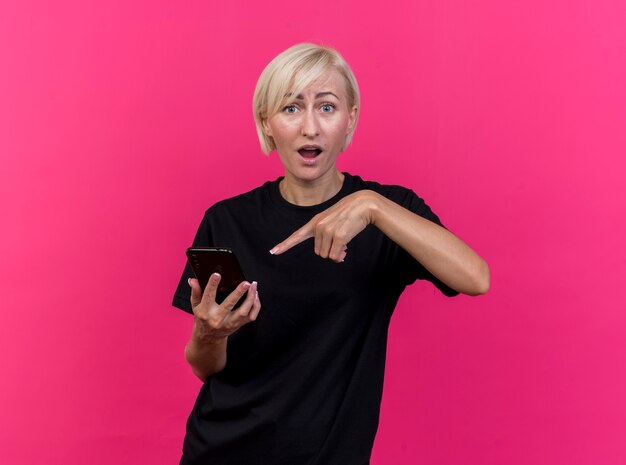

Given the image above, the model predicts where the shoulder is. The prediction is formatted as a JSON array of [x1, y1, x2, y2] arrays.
[[203, 180, 277, 218], [344, 172, 441, 223], [345, 173, 422, 205]]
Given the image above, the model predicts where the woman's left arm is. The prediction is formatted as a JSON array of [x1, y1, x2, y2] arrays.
[[369, 191, 489, 295], [270, 190, 490, 296]]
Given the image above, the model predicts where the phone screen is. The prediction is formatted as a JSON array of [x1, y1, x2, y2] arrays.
[[186, 247, 247, 305]]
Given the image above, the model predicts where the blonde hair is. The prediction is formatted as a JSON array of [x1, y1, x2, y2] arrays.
[[253, 43, 360, 155]]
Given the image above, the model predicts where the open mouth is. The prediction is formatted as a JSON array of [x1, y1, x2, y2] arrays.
[[298, 146, 322, 159]]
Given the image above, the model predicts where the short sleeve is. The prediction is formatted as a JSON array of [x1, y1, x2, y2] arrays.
[[172, 212, 214, 313], [389, 189, 460, 297]]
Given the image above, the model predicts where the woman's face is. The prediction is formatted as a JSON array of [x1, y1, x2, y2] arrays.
[[262, 69, 357, 185]]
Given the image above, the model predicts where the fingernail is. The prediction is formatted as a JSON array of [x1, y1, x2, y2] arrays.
[[269, 247, 278, 255], [187, 278, 192, 286], [212, 272, 221, 279]]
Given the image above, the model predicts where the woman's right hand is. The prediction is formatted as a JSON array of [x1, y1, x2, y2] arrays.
[[189, 273, 261, 342], [185, 273, 260, 380]]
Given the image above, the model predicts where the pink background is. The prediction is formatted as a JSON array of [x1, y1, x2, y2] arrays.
[[1, 1, 625, 464]]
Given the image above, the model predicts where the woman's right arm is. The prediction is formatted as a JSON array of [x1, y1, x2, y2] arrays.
[[185, 274, 261, 381]]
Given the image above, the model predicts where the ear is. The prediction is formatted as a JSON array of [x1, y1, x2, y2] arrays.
[[262, 119, 272, 137], [346, 105, 358, 134]]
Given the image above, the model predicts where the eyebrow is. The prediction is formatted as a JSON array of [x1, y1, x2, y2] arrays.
[[291, 92, 340, 100]]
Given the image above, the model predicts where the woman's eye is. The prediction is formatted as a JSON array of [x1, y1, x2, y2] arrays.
[[284, 105, 298, 114], [321, 104, 334, 113]]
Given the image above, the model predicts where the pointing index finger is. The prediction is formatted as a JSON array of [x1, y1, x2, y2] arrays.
[[270, 221, 314, 255]]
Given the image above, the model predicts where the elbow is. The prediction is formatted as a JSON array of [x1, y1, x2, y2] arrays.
[[474, 260, 491, 295], [464, 259, 490, 296], [191, 367, 209, 383], [473, 278, 490, 296]]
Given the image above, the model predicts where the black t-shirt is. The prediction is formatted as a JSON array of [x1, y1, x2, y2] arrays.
[[173, 173, 458, 465]]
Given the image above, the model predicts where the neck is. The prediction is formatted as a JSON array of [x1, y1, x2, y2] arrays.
[[279, 171, 345, 206]]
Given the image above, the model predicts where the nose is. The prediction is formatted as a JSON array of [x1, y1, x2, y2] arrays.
[[301, 109, 320, 137]]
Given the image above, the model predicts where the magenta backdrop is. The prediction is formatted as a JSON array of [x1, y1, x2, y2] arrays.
[[1, 1, 625, 464]]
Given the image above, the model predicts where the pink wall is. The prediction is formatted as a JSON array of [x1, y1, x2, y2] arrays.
[[1, 1, 625, 464]]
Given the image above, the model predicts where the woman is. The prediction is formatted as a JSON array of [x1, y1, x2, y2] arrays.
[[172, 43, 489, 465]]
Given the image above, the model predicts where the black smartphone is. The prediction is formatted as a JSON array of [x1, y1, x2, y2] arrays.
[[186, 247, 247, 305]]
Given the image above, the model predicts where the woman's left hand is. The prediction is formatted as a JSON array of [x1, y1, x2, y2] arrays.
[[270, 190, 378, 263], [270, 188, 490, 295]]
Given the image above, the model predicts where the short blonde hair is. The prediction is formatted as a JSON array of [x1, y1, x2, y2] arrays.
[[253, 43, 360, 155]]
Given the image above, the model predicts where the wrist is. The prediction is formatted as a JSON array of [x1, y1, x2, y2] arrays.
[[192, 320, 229, 345], [364, 190, 384, 226]]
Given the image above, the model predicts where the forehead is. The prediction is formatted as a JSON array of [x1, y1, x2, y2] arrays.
[[289, 69, 348, 99]]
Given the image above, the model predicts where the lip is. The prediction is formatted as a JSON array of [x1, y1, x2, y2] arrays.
[[298, 144, 323, 150], [297, 145, 323, 165]]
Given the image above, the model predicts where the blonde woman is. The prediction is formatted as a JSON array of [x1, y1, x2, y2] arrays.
[[173, 43, 489, 465]]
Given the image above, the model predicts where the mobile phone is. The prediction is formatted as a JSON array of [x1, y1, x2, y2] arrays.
[[186, 247, 247, 305]]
